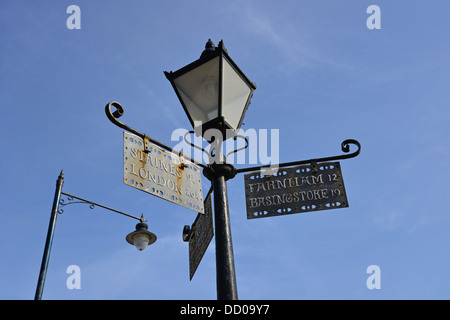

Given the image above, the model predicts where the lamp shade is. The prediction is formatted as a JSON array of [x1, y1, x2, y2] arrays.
[[126, 222, 157, 251], [164, 40, 256, 140]]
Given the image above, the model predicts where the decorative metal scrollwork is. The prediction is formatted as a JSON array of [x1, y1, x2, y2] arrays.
[[58, 194, 95, 214], [105, 101, 361, 175], [183, 130, 208, 157], [235, 138, 361, 174], [58, 192, 145, 222], [340, 139, 361, 159], [225, 135, 249, 161], [105, 101, 207, 169], [183, 130, 249, 165]]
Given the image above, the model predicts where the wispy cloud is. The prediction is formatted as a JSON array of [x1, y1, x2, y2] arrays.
[[373, 207, 437, 234], [373, 209, 405, 231], [137, 82, 184, 128], [230, 2, 346, 70], [77, 233, 188, 299]]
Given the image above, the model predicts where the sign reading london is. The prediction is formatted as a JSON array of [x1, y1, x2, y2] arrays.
[[244, 162, 348, 219], [123, 132, 204, 213]]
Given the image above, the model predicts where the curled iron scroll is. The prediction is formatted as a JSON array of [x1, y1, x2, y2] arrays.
[[105, 101, 145, 140], [235, 138, 361, 174], [225, 135, 249, 161], [183, 130, 249, 165], [183, 130, 208, 157], [58, 195, 95, 214], [105, 101, 207, 169], [338, 139, 361, 159]]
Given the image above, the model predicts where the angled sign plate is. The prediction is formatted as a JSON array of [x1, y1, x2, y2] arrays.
[[123, 132, 204, 213], [244, 162, 348, 219], [189, 193, 214, 280]]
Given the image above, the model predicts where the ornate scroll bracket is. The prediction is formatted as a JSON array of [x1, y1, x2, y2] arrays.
[[58, 192, 145, 222], [105, 101, 207, 169], [105, 101, 361, 175], [183, 130, 249, 164], [58, 193, 95, 214], [235, 139, 361, 175]]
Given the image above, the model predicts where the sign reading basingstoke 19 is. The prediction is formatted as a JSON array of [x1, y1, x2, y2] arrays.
[[123, 132, 204, 213], [244, 162, 348, 219]]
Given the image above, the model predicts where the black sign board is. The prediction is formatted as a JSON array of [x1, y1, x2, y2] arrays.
[[244, 162, 348, 219], [188, 193, 214, 280]]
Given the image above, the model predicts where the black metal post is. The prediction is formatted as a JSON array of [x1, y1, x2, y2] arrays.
[[35, 170, 64, 300], [205, 163, 238, 300]]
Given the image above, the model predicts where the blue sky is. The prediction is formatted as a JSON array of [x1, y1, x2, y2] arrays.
[[1, 0, 449, 300]]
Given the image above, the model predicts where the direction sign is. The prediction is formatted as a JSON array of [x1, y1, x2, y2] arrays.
[[188, 192, 214, 280], [244, 161, 348, 219], [123, 132, 204, 213]]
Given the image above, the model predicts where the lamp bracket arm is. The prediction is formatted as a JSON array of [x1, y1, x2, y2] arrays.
[[105, 101, 207, 169], [59, 192, 145, 222], [235, 139, 361, 175]]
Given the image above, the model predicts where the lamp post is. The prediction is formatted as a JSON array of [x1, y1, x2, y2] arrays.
[[35, 170, 65, 301], [165, 39, 257, 300], [35, 170, 156, 300], [203, 163, 238, 300]]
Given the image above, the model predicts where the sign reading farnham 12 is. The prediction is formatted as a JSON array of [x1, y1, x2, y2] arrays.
[[123, 132, 204, 213], [244, 162, 348, 219]]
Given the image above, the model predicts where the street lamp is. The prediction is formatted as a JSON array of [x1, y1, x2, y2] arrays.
[[126, 220, 157, 251], [104, 39, 361, 300], [164, 39, 257, 300], [164, 39, 256, 140], [35, 170, 156, 300]]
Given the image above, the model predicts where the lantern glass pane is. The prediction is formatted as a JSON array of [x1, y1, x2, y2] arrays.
[[221, 58, 252, 131], [173, 56, 220, 125]]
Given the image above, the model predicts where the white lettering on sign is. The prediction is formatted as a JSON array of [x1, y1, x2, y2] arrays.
[[244, 162, 348, 219], [123, 132, 204, 213]]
